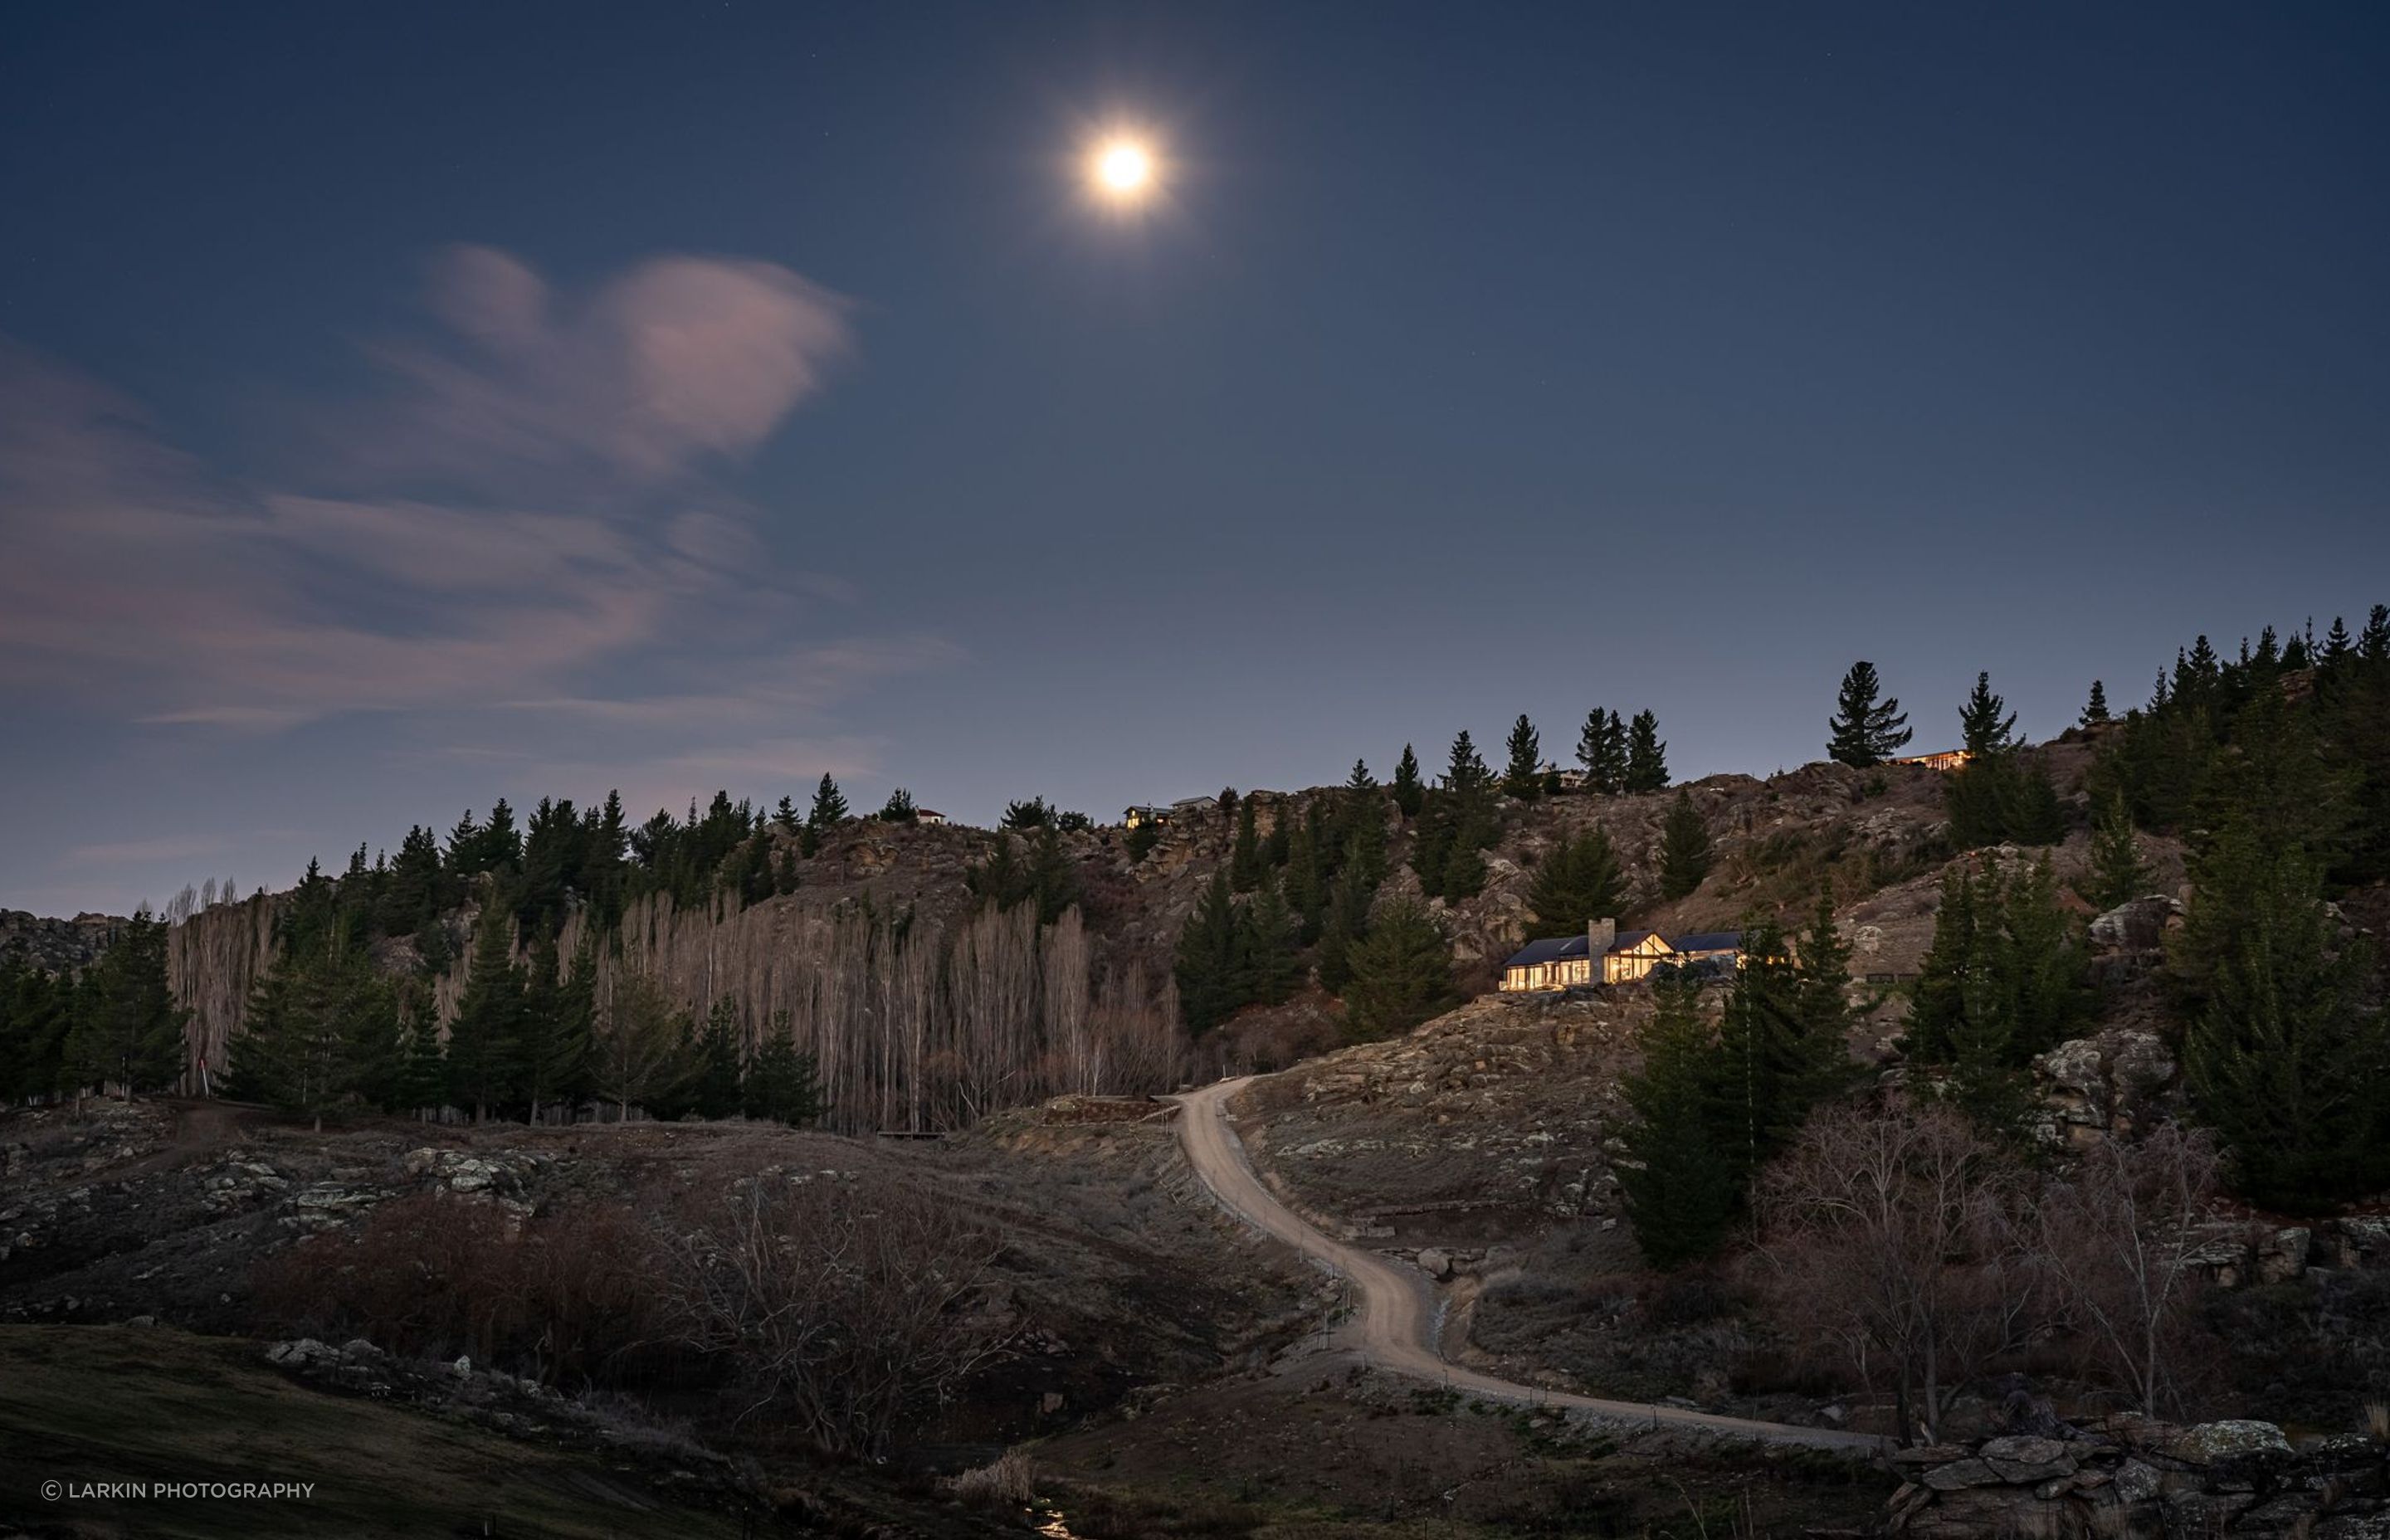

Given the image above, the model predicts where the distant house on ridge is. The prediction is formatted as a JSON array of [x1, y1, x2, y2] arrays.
[[1499, 919, 1747, 992]]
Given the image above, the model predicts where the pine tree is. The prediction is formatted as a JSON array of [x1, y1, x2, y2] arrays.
[[773, 795, 800, 832], [1658, 792, 1713, 900], [1958, 671, 2019, 756], [1284, 807, 1327, 940], [517, 933, 593, 1123], [1503, 714, 1542, 797], [1230, 798, 1262, 891], [2322, 616, 2354, 665], [808, 772, 850, 830], [2078, 679, 2110, 727], [690, 997, 745, 1118], [744, 1011, 823, 1125], [2086, 794, 2151, 909], [1574, 710, 1608, 786], [1826, 660, 1913, 767], [1440, 827, 1490, 900], [1237, 875, 1302, 1005], [1409, 798, 1456, 899], [1, 962, 76, 1101], [1710, 919, 1840, 1185], [61, 909, 186, 1097], [1263, 800, 1292, 867], [1391, 744, 1426, 817], [1173, 872, 1247, 1036], [880, 787, 919, 821], [1315, 865, 1373, 993], [1525, 826, 1625, 935], [445, 904, 524, 1122], [2363, 605, 2390, 662], [1341, 896, 1457, 1041], [446, 810, 484, 874], [1023, 827, 1081, 925], [227, 922, 397, 1128], [1999, 758, 2067, 846], [1908, 856, 2090, 1129], [1001, 797, 1056, 830], [479, 797, 523, 872], [1624, 710, 1668, 792], [2174, 824, 2390, 1211], [1588, 710, 1630, 793], [1445, 730, 1493, 799], [1792, 885, 1856, 1051], [1618, 973, 1736, 1266], [393, 1015, 446, 1118]]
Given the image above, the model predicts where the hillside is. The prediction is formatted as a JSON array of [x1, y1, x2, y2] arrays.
[[141, 744, 2103, 1100]]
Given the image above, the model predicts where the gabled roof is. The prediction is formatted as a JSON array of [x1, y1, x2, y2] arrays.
[[1505, 935, 1587, 968], [1672, 930, 1744, 953], [1611, 929, 1661, 952]]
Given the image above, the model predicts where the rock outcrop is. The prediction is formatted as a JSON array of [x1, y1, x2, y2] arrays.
[[1889, 1420, 2388, 1539]]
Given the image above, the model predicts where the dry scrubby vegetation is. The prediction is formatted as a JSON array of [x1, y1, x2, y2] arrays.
[[253, 1156, 1007, 1458]]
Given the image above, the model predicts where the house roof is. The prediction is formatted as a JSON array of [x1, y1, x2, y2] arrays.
[[1505, 936, 1588, 967], [1672, 930, 1744, 953]]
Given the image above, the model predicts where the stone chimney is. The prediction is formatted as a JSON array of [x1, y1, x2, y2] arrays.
[[1588, 917, 1617, 958]]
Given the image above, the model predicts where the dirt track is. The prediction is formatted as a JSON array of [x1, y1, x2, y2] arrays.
[[1173, 1075, 1887, 1453]]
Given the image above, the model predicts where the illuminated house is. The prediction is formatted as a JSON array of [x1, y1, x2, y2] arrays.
[[1499, 919, 1747, 992], [1124, 805, 1172, 830], [1891, 748, 1973, 772]]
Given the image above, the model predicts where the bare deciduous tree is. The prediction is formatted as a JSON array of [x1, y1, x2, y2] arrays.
[[2032, 1124, 2223, 1416], [1755, 1100, 2041, 1445], [650, 1167, 1006, 1455]]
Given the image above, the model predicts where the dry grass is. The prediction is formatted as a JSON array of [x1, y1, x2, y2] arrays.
[[947, 1448, 1036, 1509], [2365, 1399, 2388, 1445]]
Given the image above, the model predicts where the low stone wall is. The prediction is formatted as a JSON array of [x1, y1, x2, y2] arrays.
[[1888, 1421, 2388, 1539]]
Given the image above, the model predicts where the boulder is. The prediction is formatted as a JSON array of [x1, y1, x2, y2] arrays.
[[2110, 1459, 2162, 1504], [1978, 1435, 2075, 1484], [1922, 1460, 2004, 1492], [2256, 1227, 2311, 1285], [2170, 1421, 2290, 1463], [2089, 896, 2182, 953], [1417, 1248, 1453, 1279]]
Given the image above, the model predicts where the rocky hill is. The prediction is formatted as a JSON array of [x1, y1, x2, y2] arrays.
[[0, 909, 125, 972], [122, 734, 2181, 1109]]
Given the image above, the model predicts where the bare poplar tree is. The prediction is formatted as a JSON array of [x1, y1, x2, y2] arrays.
[[2032, 1125, 2223, 1415], [1042, 908, 1095, 1094], [1756, 1100, 2041, 1445]]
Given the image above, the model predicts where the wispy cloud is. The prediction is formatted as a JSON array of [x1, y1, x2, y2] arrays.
[[0, 249, 945, 753]]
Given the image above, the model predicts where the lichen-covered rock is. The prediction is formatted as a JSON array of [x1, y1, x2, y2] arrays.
[[2168, 1421, 2290, 1463], [2110, 1459, 2161, 1504]]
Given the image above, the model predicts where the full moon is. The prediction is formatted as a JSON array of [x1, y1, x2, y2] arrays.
[[1090, 139, 1155, 202]]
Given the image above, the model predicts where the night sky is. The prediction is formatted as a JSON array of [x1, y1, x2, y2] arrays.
[[4, 2, 2386, 916]]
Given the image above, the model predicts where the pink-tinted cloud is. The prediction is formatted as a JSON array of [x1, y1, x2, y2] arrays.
[[0, 249, 941, 749], [363, 245, 852, 485]]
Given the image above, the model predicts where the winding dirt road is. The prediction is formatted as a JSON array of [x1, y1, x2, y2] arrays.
[[1173, 1076, 1886, 1453]]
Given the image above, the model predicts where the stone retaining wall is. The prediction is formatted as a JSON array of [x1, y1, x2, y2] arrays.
[[1889, 1421, 2388, 1539]]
